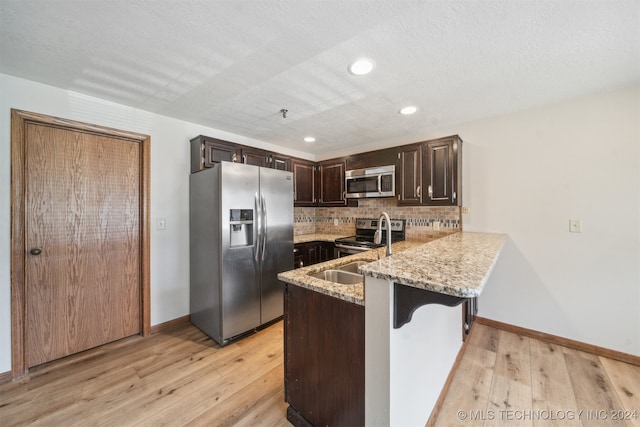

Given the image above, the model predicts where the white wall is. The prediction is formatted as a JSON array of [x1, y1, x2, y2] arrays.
[[0, 73, 311, 374], [455, 86, 639, 355]]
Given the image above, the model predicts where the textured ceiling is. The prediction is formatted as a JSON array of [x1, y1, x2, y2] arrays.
[[1, 0, 639, 159]]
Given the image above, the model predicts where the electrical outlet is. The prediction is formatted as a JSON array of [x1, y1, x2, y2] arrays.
[[334, 218, 339, 226], [569, 219, 582, 233], [157, 218, 166, 230], [432, 221, 440, 231]]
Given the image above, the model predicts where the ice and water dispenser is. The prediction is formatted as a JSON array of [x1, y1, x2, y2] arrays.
[[229, 209, 254, 247]]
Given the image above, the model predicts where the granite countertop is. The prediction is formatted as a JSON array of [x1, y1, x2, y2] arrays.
[[278, 232, 507, 305], [359, 232, 508, 298], [279, 239, 427, 305], [294, 233, 350, 244]]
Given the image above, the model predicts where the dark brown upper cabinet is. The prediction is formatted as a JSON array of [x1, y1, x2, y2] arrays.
[[346, 147, 397, 170], [292, 159, 317, 206], [271, 153, 291, 171], [396, 143, 422, 205], [190, 135, 240, 173], [422, 136, 462, 206], [396, 136, 462, 206], [239, 146, 269, 167], [318, 159, 346, 206], [191, 134, 461, 207], [190, 135, 292, 172]]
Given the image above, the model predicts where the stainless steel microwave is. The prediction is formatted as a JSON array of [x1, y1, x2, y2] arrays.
[[345, 165, 395, 198]]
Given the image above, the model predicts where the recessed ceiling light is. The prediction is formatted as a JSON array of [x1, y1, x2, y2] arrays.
[[348, 58, 375, 76], [304, 136, 316, 143], [399, 106, 418, 115]]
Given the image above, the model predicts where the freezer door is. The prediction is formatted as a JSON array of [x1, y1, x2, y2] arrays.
[[190, 168, 223, 342], [259, 167, 294, 324], [220, 162, 261, 340]]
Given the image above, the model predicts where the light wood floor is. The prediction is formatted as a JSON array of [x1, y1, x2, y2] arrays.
[[1, 321, 638, 427], [0, 321, 290, 427], [433, 323, 640, 427]]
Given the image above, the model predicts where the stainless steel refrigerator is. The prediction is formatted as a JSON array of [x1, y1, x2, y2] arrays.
[[189, 161, 293, 345]]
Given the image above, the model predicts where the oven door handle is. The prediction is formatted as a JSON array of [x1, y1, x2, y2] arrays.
[[335, 243, 369, 252]]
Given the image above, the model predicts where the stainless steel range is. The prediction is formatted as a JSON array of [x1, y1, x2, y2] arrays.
[[335, 218, 405, 256]]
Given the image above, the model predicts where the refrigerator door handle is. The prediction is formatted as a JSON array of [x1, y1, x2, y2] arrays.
[[254, 192, 261, 263], [261, 193, 267, 262]]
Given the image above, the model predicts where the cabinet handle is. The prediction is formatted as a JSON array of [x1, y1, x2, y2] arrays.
[[452, 191, 456, 203], [416, 186, 421, 198], [242, 154, 247, 164], [232, 153, 237, 162], [377, 174, 382, 193], [428, 185, 433, 198]]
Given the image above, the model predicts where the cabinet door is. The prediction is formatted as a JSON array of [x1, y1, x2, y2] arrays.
[[396, 144, 422, 205], [190, 136, 239, 172], [423, 136, 461, 206], [319, 242, 336, 262], [293, 160, 317, 206], [204, 140, 240, 166], [346, 147, 397, 170], [294, 243, 310, 268], [284, 284, 365, 426], [318, 160, 346, 206], [241, 147, 269, 167], [271, 153, 291, 171]]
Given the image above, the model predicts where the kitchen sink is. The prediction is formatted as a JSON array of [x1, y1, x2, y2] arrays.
[[308, 269, 364, 285], [336, 260, 371, 273]]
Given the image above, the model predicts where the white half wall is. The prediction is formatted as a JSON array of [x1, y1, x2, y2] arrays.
[[364, 276, 462, 426], [0, 73, 311, 374]]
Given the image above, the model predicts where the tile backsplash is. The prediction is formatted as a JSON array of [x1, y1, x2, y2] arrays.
[[294, 198, 461, 240]]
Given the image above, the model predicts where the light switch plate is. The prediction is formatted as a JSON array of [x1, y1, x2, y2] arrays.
[[157, 218, 166, 230], [569, 219, 582, 233]]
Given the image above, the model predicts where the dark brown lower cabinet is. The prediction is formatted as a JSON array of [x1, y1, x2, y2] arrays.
[[293, 241, 337, 269], [284, 284, 364, 426]]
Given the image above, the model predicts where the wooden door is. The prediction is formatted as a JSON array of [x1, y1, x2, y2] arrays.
[[24, 123, 141, 367]]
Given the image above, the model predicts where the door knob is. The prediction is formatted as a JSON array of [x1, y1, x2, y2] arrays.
[[30, 247, 42, 256]]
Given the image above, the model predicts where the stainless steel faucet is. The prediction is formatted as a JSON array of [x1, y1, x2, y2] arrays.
[[374, 211, 392, 257]]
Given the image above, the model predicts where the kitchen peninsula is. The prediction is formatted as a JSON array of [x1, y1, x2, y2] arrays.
[[278, 231, 507, 426]]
